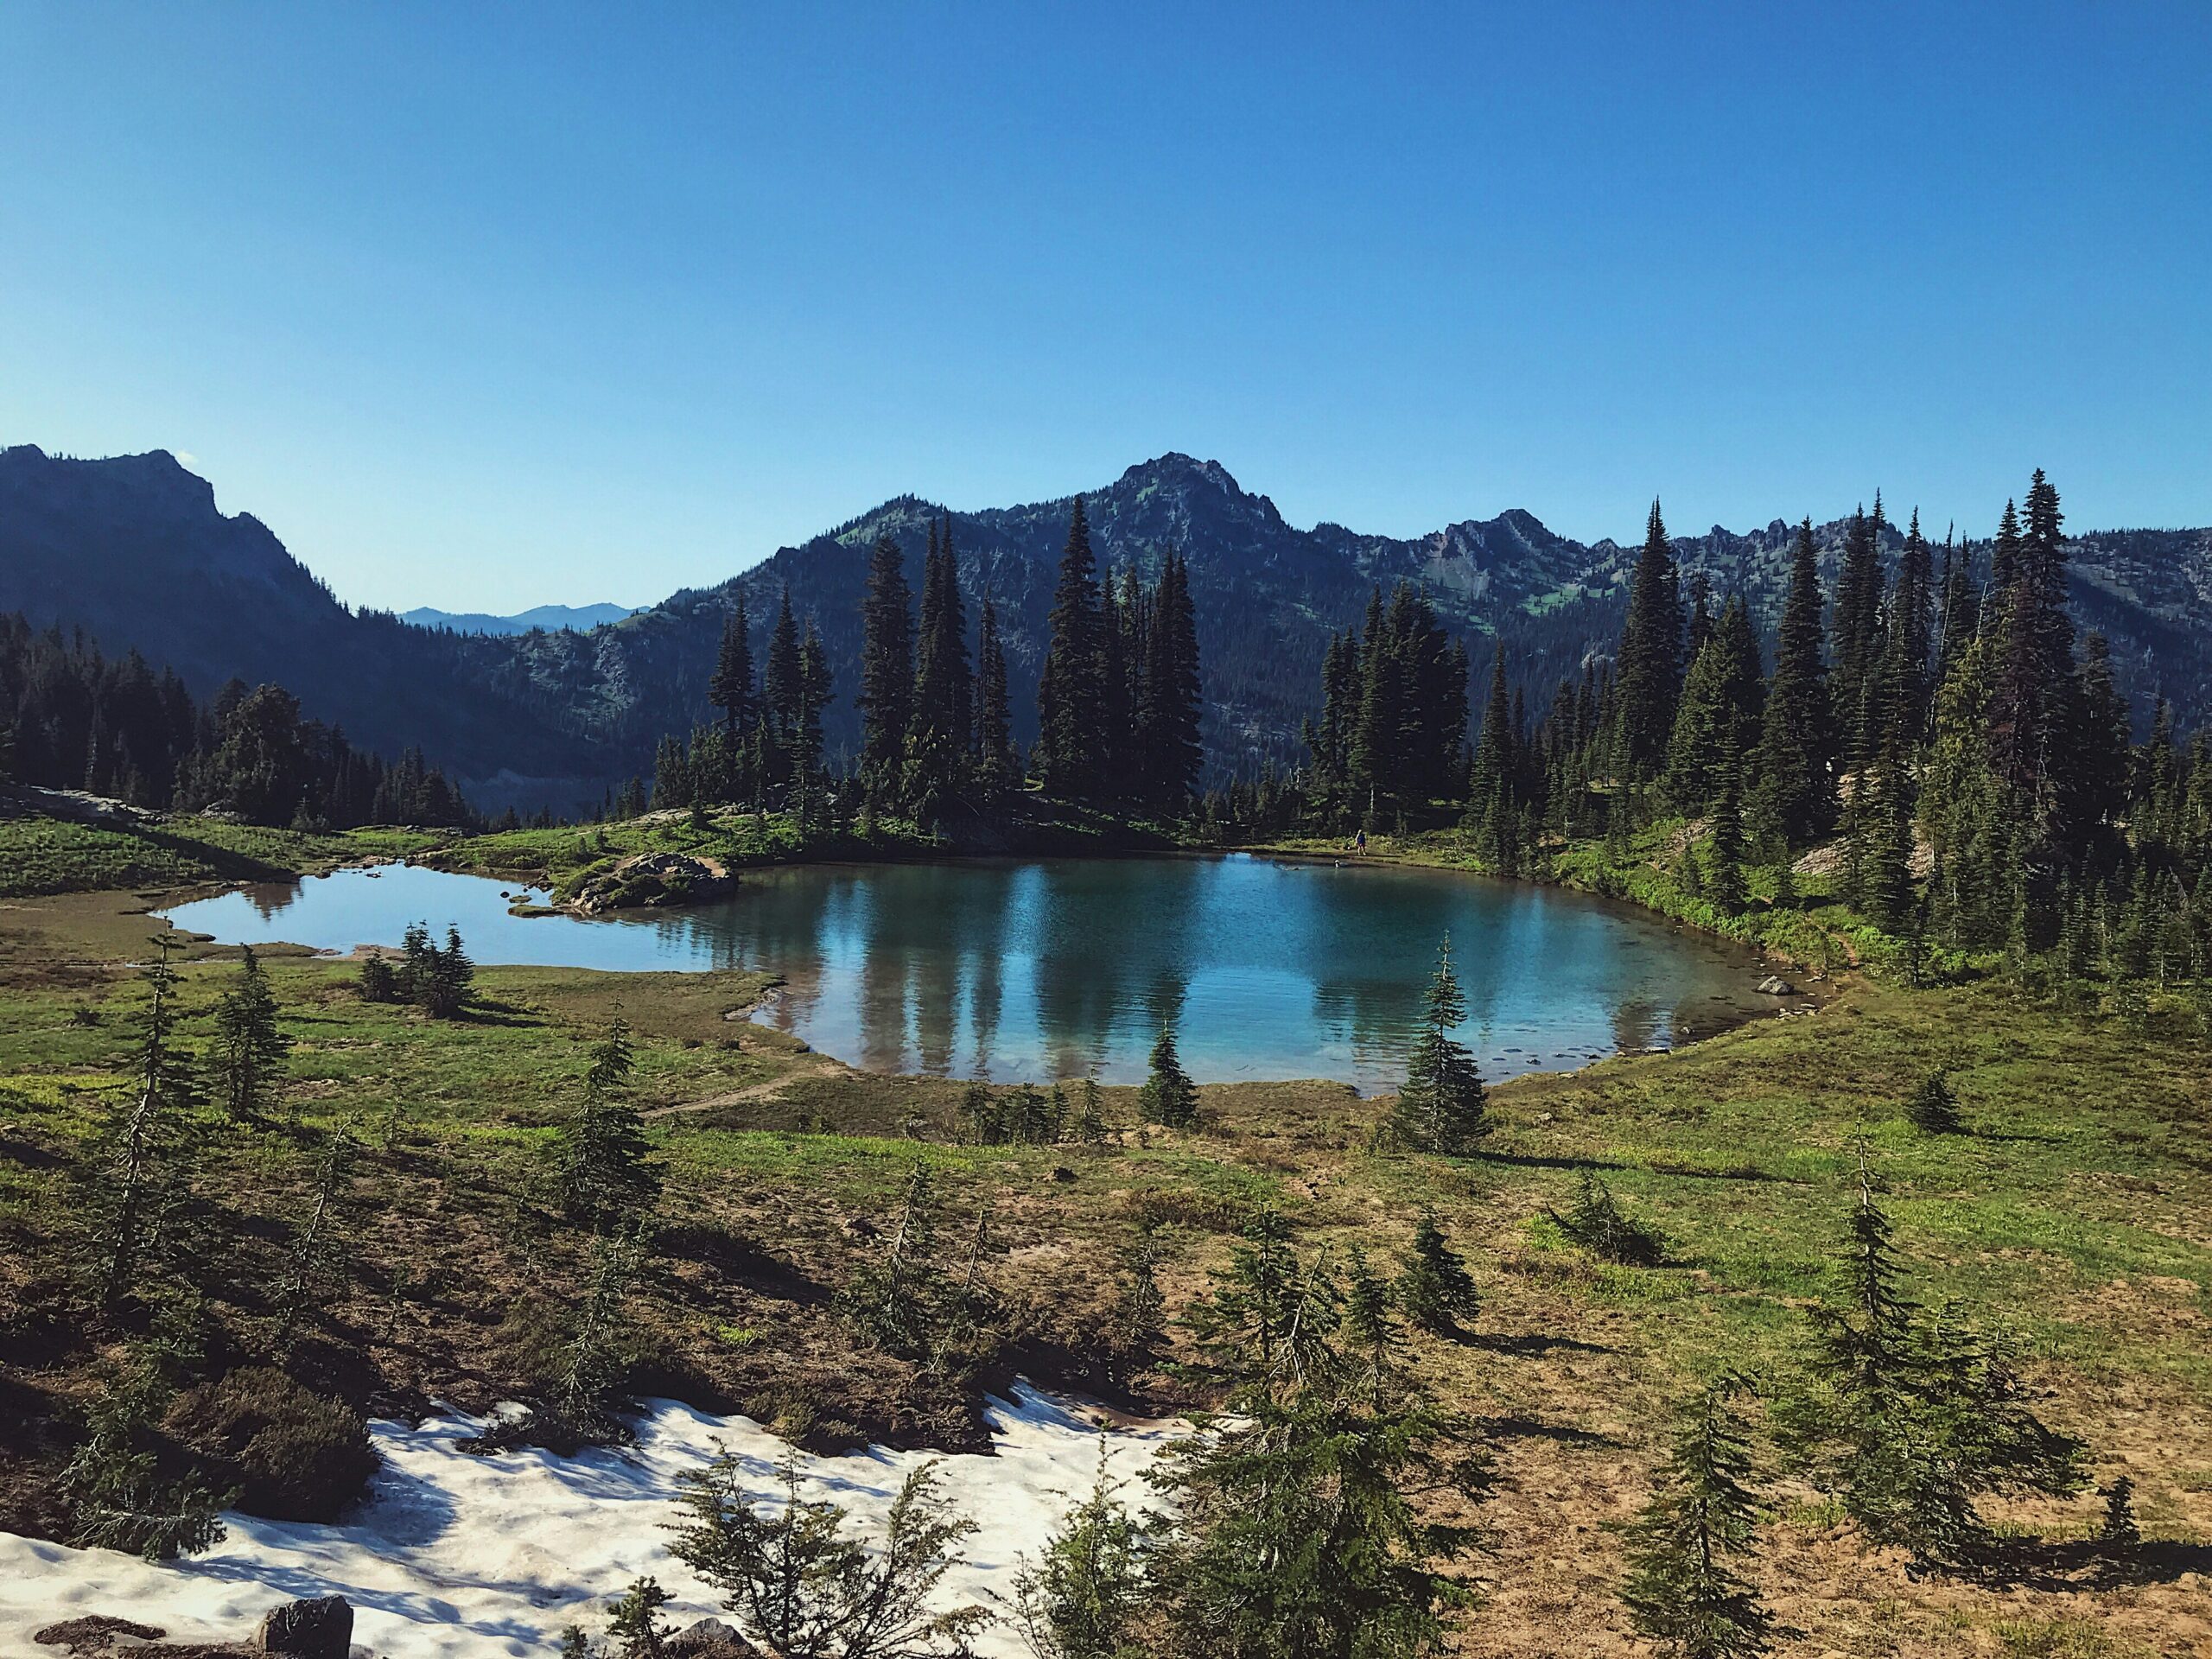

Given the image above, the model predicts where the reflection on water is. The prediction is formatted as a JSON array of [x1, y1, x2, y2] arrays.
[[161, 855, 1792, 1091]]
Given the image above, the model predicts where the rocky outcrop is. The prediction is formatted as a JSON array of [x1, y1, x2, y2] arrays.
[[570, 849, 735, 914], [33, 1597, 361, 1658]]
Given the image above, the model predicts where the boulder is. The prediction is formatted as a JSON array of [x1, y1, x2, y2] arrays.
[[256, 1597, 353, 1658], [665, 1618, 764, 1657], [1755, 975, 1796, 996]]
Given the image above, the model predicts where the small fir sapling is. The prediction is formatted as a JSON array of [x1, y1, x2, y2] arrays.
[[208, 945, 290, 1120], [1138, 1025, 1200, 1128], [1398, 1208, 1480, 1336], [1386, 936, 1491, 1154]]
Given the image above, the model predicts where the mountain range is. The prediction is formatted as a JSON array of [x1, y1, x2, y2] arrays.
[[3, 443, 2206, 815], [398, 602, 639, 636]]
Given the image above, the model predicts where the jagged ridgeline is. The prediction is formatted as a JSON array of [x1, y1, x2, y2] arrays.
[[2, 444, 2206, 815]]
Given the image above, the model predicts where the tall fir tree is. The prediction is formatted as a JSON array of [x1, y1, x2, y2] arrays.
[[1614, 501, 1684, 779], [761, 585, 804, 767], [709, 591, 755, 735], [1747, 520, 1836, 851], [974, 595, 1018, 802], [1831, 500, 1886, 766], [1142, 551, 1205, 810], [906, 518, 975, 826], [1037, 497, 1106, 799], [1467, 644, 1517, 868], [856, 533, 915, 802]]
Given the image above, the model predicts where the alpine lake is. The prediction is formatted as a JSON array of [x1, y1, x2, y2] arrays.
[[159, 853, 1805, 1092]]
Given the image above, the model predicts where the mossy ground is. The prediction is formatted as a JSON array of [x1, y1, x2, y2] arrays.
[[0, 823, 2207, 1654]]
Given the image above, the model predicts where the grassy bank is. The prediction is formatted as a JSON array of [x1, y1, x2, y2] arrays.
[[1235, 817, 2005, 986], [0, 812, 436, 901]]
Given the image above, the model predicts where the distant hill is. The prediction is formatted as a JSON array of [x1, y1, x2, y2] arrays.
[[3, 442, 2206, 814], [400, 602, 638, 635]]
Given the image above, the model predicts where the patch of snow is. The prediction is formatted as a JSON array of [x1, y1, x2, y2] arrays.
[[0, 1384, 1179, 1658]]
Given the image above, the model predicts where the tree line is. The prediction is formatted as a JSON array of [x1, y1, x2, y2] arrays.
[[1201, 471, 2210, 986], [0, 613, 471, 828], [645, 499, 1205, 830]]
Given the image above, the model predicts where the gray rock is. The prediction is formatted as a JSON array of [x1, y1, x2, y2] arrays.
[[1755, 975, 1796, 995], [665, 1618, 762, 1657], [256, 1596, 353, 1657]]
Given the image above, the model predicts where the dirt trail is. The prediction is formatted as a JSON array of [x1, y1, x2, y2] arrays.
[[644, 1052, 849, 1118]]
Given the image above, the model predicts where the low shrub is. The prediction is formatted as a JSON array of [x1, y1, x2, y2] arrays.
[[166, 1367, 378, 1522]]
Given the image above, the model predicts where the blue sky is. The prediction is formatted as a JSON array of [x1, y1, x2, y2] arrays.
[[2, 3, 2206, 613]]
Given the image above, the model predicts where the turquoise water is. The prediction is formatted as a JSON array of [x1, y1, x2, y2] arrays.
[[160, 855, 1789, 1090]]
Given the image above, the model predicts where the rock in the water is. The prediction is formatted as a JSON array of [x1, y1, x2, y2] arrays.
[[256, 1597, 353, 1657], [1755, 975, 1795, 995], [571, 850, 734, 913]]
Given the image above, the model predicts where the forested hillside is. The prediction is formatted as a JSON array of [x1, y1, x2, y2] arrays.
[[4, 444, 2205, 813]]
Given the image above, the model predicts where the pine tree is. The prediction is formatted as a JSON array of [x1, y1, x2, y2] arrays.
[[358, 954, 398, 1003], [795, 620, 833, 809], [906, 518, 974, 825], [671, 1447, 988, 1659], [542, 1226, 646, 1448], [1904, 1070, 1961, 1135], [1897, 509, 1936, 738], [60, 1345, 233, 1560], [1388, 938, 1489, 1154], [974, 595, 1019, 803], [762, 586, 804, 760], [1014, 1442, 1148, 1659], [1615, 501, 1684, 778], [1831, 501, 1885, 766], [1467, 644, 1516, 866], [1747, 521, 1835, 851], [1038, 497, 1106, 799], [1663, 633, 1744, 818], [1139, 1024, 1200, 1128], [209, 944, 290, 1121], [555, 1018, 660, 1230], [1705, 766, 1748, 913], [84, 943, 201, 1312], [426, 924, 474, 1018], [839, 1158, 946, 1357], [276, 1130, 358, 1332], [1620, 1382, 1776, 1659], [1142, 552, 1204, 810], [1156, 1211, 1487, 1659], [857, 532, 916, 803], [1790, 1147, 2084, 1568], [1397, 1209, 1478, 1336], [709, 592, 755, 735]]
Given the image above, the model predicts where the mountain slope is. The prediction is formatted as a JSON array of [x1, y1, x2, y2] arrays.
[[3, 444, 2205, 813]]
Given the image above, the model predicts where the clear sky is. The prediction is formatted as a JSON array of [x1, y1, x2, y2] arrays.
[[2, 3, 2206, 613]]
